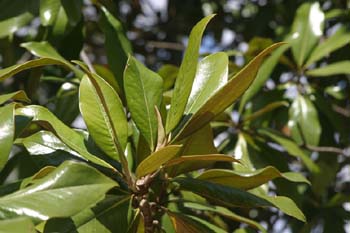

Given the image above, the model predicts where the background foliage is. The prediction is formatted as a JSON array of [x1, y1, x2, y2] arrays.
[[0, 0, 349, 232]]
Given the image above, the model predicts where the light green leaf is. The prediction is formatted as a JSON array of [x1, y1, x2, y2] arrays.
[[184, 202, 267, 233], [79, 73, 128, 162], [185, 52, 228, 116], [158, 64, 178, 90], [42, 195, 131, 233], [0, 161, 117, 222], [0, 91, 30, 105], [39, 0, 60, 26], [288, 94, 321, 146], [0, 104, 14, 170], [166, 14, 215, 133], [0, 217, 36, 233], [176, 43, 285, 140], [255, 194, 306, 222], [290, 2, 325, 67], [0, 58, 69, 82], [306, 61, 350, 77], [239, 44, 290, 111], [17, 130, 78, 156], [99, 6, 132, 90], [21, 41, 83, 77], [136, 145, 182, 178], [305, 26, 350, 66], [165, 154, 240, 168], [124, 56, 163, 150], [196, 166, 310, 190], [16, 105, 113, 169], [258, 128, 319, 172]]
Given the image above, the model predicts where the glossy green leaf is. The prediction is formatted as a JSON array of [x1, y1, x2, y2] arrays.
[[305, 26, 350, 66], [21, 41, 83, 77], [0, 217, 36, 233], [254, 194, 306, 222], [184, 202, 267, 233], [288, 94, 321, 146], [306, 61, 350, 77], [166, 14, 215, 133], [0, 58, 68, 82], [258, 128, 319, 172], [39, 0, 60, 26], [135, 145, 182, 178], [290, 2, 325, 67], [184, 52, 228, 116], [17, 131, 78, 156], [239, 44, 290, 111], [167, 211, 220, 233], [0, 91, 30, 105], [43, 195, 130, 233], [0, 161, 117, 222], [94, 64, 121, 94], [176, 43, 285, 140], [79, 73, 128, 162], [174, 177, 272, 208], [0, 104, 14, 170], [99, 6, 132, 90], [124, 56, 163, 150], [243, 101, 288, 123], [196, 166, 310, 190], [16, 105, 113, 169]]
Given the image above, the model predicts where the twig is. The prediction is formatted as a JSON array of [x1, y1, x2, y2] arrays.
[[146, 41, 185, 51]]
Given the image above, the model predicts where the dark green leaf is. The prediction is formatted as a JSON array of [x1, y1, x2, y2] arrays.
[[99, 6, 132, 90], [243, 101, 288, 123], [166, 14, 215, 133], [124, 56, 163, 150]]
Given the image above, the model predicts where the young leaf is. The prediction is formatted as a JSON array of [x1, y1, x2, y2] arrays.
[[288, 94, 321, 146], [16, 105, 113, 169], [0, 161, 117, 222], [290, 2, 325, 67], [196, 166, 310, 190], [176, 43, 285, 140], [0, 104, 15, 170], [305, 26, 350, 67], [135, 145, 182, 178], [306, 61, 350, 77], [99, 6, 132, 90], [0, 91, 30, 105], [124, 56, 163, 151], [166, 14, 215, 133], [79, 74, 128, 162], [184, 52, 228, 116]]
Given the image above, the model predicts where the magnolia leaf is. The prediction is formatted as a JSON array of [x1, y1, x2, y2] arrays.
[[0, 91, 31, 105], [166, 14, 215, 133], [306, 61, 350, 77], [0, 104, 15, 170]]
